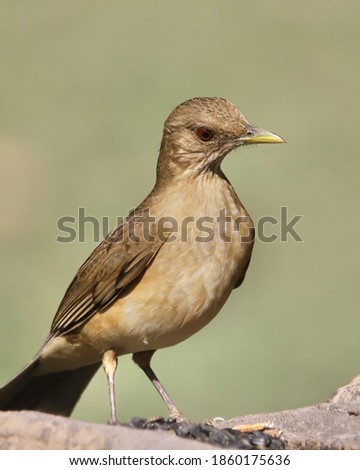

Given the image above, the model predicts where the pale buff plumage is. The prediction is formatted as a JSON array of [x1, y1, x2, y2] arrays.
[[40, 174, 253, 370], [0, 97, 284, 421]]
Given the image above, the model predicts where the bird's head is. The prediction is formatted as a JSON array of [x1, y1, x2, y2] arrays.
[[157, 97, 284, 181]]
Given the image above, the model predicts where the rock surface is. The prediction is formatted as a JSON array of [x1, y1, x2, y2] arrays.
[[1, 375, 359, 450]]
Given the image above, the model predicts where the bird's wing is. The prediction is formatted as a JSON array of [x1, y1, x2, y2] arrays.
[[50, 212, 165, 336], [233, 230, 255, 289]]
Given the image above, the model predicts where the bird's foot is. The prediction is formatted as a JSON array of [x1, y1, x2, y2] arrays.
[[168, 410, 188, 423], [107, 419, 121, 426]]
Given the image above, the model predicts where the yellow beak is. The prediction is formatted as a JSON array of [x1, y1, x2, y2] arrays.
[[240, 126, 286, 145]]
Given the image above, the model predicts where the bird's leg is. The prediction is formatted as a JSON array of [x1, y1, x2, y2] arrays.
[[132, 350, 185, 422], [102, 349, 118, 424]]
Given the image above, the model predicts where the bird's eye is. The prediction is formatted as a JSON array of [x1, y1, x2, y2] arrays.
[[196, 127, 214, 142]]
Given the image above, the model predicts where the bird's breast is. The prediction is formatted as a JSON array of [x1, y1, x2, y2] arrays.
[[80, 177, 254, 355]]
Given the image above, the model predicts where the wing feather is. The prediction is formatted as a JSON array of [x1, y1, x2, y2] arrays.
[[50, 212, 164, 336]]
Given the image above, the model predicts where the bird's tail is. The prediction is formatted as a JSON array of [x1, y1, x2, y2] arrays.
[[0, 359, 100, 416]]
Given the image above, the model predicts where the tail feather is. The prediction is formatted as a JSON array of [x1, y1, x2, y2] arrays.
[[0, 360, 101, 417]]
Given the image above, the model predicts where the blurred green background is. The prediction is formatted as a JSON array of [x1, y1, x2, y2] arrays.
[[1, 1, 359, 424]]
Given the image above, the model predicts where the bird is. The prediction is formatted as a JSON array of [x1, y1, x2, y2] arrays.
[[0, 97, 284, 423]]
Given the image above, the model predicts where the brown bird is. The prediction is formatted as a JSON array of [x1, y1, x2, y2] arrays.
[[0, 97, 284, 423]]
